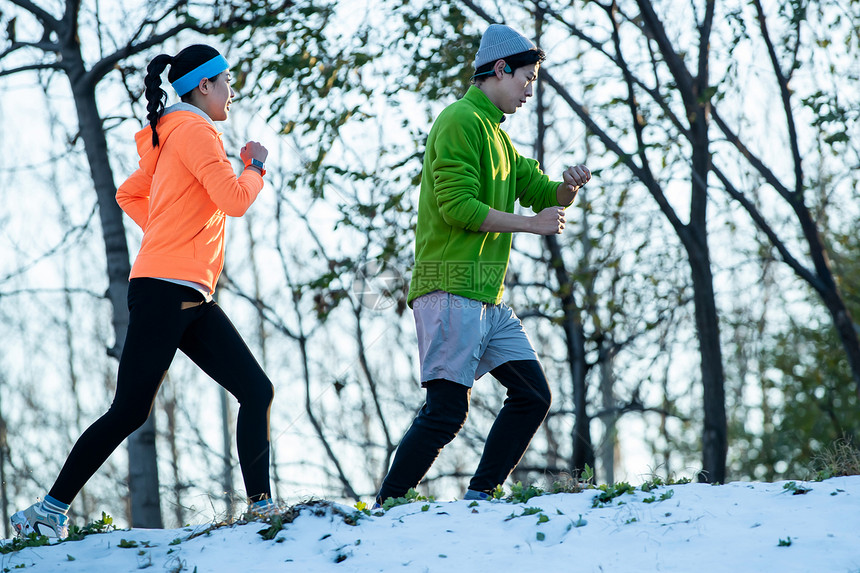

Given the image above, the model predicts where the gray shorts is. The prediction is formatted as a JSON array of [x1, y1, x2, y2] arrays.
[[413, 291, 539, 388]]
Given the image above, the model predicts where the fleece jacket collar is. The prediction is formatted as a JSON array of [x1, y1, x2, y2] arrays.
[[464, 85, 505, 124], [162, 102, 215, 126]]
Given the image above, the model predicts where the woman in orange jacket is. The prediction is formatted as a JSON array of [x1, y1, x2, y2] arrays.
[[11, 45, 275, 538]]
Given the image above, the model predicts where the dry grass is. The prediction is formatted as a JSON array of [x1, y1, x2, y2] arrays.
[[814, 439, 860, 479]]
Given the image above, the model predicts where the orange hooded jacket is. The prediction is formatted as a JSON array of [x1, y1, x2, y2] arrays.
[[116, 104, 263, 294]]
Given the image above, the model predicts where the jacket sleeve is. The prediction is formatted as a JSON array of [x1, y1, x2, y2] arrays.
[[116, 168, 152, 229], [174, 121, 263, 217], [430, 115, 491, 232], [512, 143, 563, 213]]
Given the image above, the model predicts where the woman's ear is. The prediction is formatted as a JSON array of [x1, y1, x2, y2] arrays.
[[197, 77, 211, 95]]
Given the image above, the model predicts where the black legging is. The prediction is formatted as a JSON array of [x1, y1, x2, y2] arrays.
[[49, 278, 274, 504], [377, 359, 551, 502]]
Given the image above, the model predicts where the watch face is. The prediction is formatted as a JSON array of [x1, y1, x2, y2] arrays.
[[252, 158, 264, 168]]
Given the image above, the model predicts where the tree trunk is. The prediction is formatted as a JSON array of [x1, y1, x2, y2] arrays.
[[687, 241, 728, 483], [686, 43, 727, 482], [162, 384, 184, 527], [597, 343, 617, 484], [534, 9, 595, 476], [64, 48, 162, 528], [0, 394, 9, 539], [544, 235, 596, 475], [219, 388, 236, 515]]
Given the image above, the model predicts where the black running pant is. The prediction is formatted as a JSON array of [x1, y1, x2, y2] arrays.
[[377, 359, 551, 502], [50, 278, 274, 505]]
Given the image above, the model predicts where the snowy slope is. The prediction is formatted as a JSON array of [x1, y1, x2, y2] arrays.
[[2, 477, 859, 572]]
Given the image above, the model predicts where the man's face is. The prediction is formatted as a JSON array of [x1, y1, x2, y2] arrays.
[[495, 62, 538, 114]]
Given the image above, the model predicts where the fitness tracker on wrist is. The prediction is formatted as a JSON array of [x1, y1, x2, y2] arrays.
[[245, 157, 266, 176]]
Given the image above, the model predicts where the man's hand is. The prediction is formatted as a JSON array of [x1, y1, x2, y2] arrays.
[[563, 164, 591, 189], [531, 206, 566, 235], [558, 164, 591, 205]]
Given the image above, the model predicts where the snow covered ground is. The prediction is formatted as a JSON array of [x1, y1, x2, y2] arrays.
[[2, 476, 859, 572]]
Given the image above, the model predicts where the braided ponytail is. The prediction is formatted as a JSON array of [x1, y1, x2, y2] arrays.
[[144, 54, 174, 147]]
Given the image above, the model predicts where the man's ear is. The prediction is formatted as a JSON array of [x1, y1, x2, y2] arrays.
[[197, 77, 210, 95], [493, 59, 508, 79]]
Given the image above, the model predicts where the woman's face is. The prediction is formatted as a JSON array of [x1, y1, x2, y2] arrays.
[[196, 71, 235, 121]]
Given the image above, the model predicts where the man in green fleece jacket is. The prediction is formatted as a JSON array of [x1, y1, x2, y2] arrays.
[[376, 24, 591, 505]]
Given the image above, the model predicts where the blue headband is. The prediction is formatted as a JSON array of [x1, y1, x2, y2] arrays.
[[171, 55, 229, 96]]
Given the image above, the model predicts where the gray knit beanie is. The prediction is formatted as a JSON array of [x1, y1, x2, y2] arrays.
[[474, 24, 537, 69]]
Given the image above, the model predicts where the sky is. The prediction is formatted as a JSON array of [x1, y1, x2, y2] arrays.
[[1, 475, 858, 572]]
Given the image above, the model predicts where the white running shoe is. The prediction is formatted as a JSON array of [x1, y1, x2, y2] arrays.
[[10, 501, 69, 539], [247, 498, 278, 518]]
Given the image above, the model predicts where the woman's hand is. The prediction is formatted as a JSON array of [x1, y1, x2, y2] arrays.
[[240, 141, 268, 164]]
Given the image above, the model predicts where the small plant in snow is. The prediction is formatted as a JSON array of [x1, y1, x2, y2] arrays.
[[381, 488, 434, 511], [65, 512, 115, 542], [0, 533, 52, 555], [783, 482, 812, 495], [506, 482, 544, 504], [592, 482, 636, 508], [257, 516, 284, 541], [644, 490, 675, 503]]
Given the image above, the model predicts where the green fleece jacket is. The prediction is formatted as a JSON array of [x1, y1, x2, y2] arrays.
[[408, 86, 561, 305]]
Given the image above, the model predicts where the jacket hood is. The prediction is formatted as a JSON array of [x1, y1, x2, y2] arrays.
[[134, 103, 215, 174]]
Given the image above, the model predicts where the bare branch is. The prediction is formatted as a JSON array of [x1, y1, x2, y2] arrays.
[[0, 287, 104, 300], [126, 0, 191, 44], [6, 0, 60, 33], [604, 2, 656, 196], [62, 0, 82, 47], [711, 106, 793, 201], [0, 203, 97, 284], [219, 277, 300, 342], [87, 2, 284, 89], [634, 0, 695, 107], [0, 39, 60, 61], [710, 165, 820, 290], [0, 61, 61, 77], [541, 70, 688, 236], [751, 0, 804, 193], [538, 1, 618, 63], [696, 1, 716, 90], [457, 0, 495, 24], [85, 21, 197, 86]]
